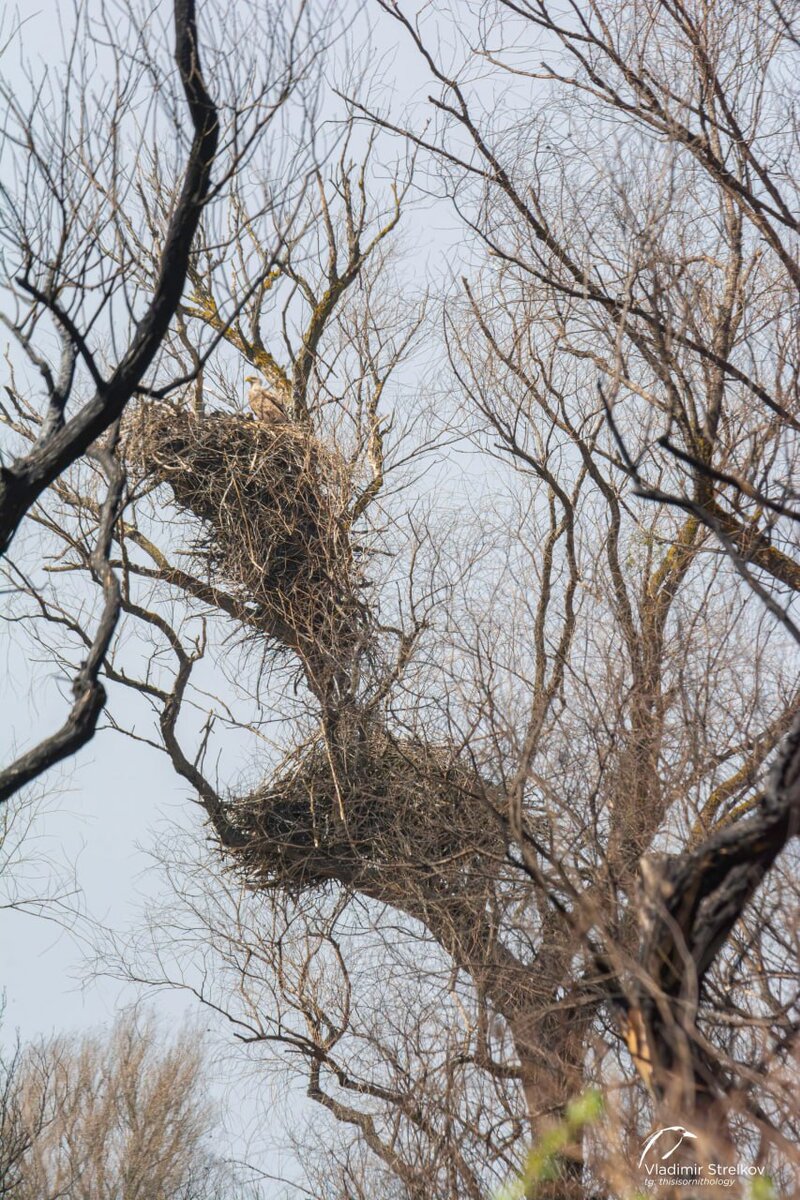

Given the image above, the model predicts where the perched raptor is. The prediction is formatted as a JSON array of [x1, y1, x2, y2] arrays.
[[245, 374, 290, 425]]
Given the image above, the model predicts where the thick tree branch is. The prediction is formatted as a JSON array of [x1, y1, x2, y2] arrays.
[[0, 0, 219, 555], [0, 428, 123, 802]]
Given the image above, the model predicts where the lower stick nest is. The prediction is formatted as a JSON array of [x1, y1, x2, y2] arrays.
[[229, 724, 503, 895], [125, 403, 364, 656]]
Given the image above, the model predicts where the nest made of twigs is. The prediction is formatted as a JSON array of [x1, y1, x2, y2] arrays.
[[226, 724, 502, 895], [125, 404, 363, 651]]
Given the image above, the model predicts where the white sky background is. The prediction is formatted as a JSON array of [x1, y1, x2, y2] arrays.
[[0, 0, 490, 1187]]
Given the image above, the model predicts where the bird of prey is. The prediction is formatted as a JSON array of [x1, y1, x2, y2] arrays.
[[245, 374, 290, 425]]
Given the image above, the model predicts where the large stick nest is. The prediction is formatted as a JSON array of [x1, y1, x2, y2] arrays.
[[125, 404, 365, 657], [125, 408, 502, 899], [228, 724, 503, 896]]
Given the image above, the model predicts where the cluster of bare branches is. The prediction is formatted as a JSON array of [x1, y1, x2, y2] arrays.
[[3, 0, 800, 1197], [0, 1010, 265, 1198], [0, 0, 320, 800]]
